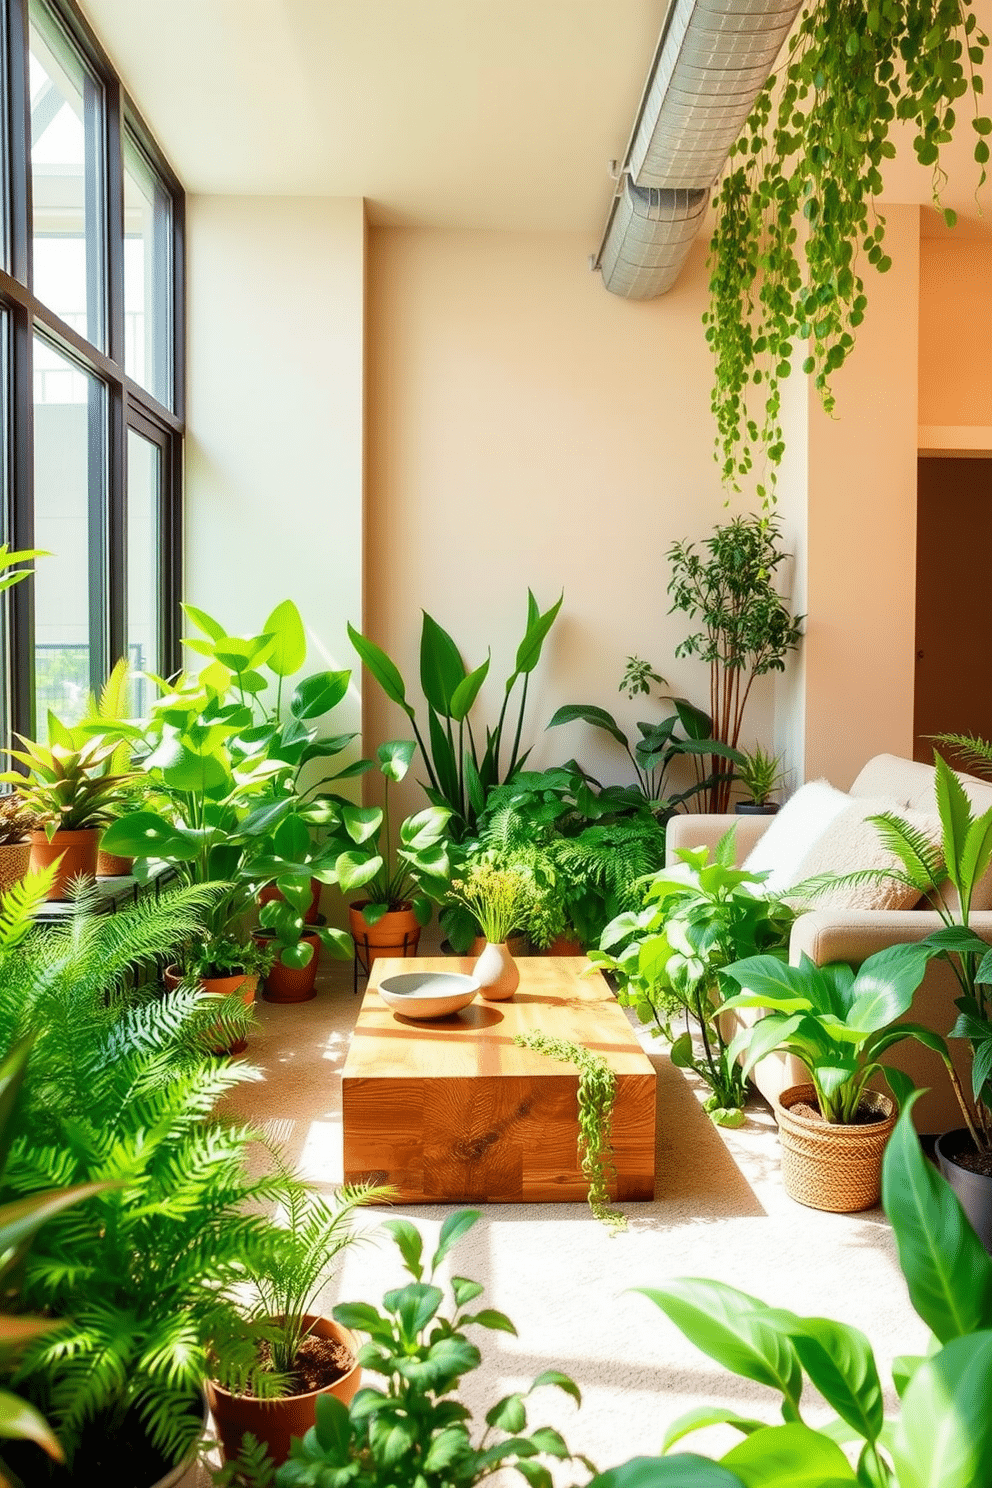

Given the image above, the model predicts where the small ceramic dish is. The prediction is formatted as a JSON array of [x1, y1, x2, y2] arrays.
[[377, 971, 479, 1019]]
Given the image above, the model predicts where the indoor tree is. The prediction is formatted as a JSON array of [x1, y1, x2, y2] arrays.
[[707, 0, 990, 502]]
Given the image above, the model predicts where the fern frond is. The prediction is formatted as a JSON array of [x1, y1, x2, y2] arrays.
[[868, 811, 946, 891], [932, 733, 992, 779], [0, 870, 56, 952]]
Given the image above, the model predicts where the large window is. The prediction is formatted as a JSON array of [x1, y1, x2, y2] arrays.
[[1, 0, 183, 737]]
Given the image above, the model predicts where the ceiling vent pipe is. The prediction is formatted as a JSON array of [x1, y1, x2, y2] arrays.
[[596, 0, 803, 299]]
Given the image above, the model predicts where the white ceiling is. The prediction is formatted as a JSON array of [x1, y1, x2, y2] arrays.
[[78, 0, 992, 238]]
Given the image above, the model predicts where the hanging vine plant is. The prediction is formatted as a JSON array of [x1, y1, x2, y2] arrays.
[[706, 0, 990, 504]]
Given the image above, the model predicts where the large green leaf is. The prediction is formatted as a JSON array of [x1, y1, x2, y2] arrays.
[[335, 850, 383, 893], [347, 623, 411, 713], [720, 1423, 857, 1486], [512, 591, 563, 679], [145, 734, 230, 793], [420, 612, 466, 716], [935, 753, 975, 899], [588, 1458, 745, 1488], [890, 1331, 992, 1488], [777, 1317, 883, 1443], [960, 808, 992, 917], [882, 1101, 992, 1342], [638, 1280, 803, 1407], [844, 944, 930, 1033], [450, 656, 490, 722], [290, 669, 350, 721], [100, 813, 201, 862], [548, 704, 628, 748], [181, 602, 226, 641], [263, 599, 307, 677], [432, 1208, 480, 1269], [377, 739, 416, 783]]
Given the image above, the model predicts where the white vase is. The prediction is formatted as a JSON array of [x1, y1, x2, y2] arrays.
[[473, 940, 519, 1001]]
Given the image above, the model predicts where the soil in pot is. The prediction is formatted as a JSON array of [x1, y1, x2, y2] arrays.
[[774, 1083, 897, 1213], [935, 1128, 992, 1253], [206, 1315, 360, 1467]]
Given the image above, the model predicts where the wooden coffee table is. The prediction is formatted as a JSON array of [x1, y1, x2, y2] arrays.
[[341, 956, 656, 1204]]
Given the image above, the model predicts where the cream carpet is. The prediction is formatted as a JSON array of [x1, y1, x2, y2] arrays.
[[187, 947, 929, 1484]]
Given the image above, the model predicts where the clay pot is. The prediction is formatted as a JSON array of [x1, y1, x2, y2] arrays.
[[349, 901, 421, 967], [260, 932, 321, 1003], [774, 1083, 897, 1213], [0, 839, 31, 896], [543, 936, 584, 957], [473, 940, 520, 1002], [206, 1315, 360, 1467], [29, 827, 99, 899], [258, 878, 322, 925], [162, 965, 257, 1055], [97, 846, 135, 877]]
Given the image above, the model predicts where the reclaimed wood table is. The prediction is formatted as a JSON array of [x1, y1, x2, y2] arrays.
[[341, 956, 656, 1204]]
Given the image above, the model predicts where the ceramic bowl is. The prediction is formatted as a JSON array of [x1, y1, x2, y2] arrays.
[[377, 971, 479, 1019]]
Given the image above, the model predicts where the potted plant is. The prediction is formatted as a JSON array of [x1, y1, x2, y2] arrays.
[[321, 740, 452, 970], [734, 742, 786, 815], [719, 943, 947, 1210], [667, 516, 803, 812], [0, 794, 37, 896], [0, 715, 134, 899], [273, 1210, 589, 1488], [591, 834, 795, 1126], [446, 857, 537, 1001], [585, 1101, 992, 1487], [347, 590, 562, 839], [547, 655, 737, 820], [0, 877, 289, 1486], [206, 1176, 391, 1467]]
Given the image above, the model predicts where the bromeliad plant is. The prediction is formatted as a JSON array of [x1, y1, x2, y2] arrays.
[[348, 591, 562, 839], [548, 656, 738, 818], [706, 1, 990, 502], [0, 713, 133, 839], [276, 1209, 591, 1488], [587, 1102, 992, 1488], [592, 834, 794, 1125]]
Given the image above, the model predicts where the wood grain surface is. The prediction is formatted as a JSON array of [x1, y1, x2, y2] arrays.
[[342, 957, 656, 1203]]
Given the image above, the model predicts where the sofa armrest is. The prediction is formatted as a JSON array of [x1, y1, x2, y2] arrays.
[[665, 813, 772, 867], [789, 908, 992, 966]]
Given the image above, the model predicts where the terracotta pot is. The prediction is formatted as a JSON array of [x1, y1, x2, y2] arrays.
[[543, 935, 584, 957], [97, 846, 135, 877], [206, 1315, 360, 1467], [0, 839, 31, 896], [258, 878, 322, 925], [473, 940, 520, 1002], [260, 932, 321, 1003], [936, 1128, 992, 1254], [774, 1083, 897, 1213], [349, 901, 421, 967], [29, 827, 99, 899], [162, 965, 257, 1054]]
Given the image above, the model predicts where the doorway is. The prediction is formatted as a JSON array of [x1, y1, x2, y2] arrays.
[[915, 455, 992, 766]]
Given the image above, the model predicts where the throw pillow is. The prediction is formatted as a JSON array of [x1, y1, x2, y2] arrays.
[[742, 780, 854, 894], [785, 804, 943, 911]]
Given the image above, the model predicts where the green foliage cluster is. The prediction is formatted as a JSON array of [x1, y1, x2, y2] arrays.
[[277, 1210, 590, 1488], [707, 0, 990, 500], [593, 834, 794, 1125], [513, 1031, 624, 1232]]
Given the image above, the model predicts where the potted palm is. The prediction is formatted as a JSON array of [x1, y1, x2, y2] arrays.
[[321, 741, 452, 971], [734, 742, 786, 815]]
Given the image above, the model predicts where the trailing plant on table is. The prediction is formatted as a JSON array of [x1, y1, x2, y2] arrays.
[[706, 0, 990, 500], [592, 834, 794, 1125], [513, 1031, 625, 1233], [547, 656, 736, 817], [586, 1101, 992, 1487], [277, 1209, 591, 1488], [667, 516, 803, 812], [347, 590, 562, 839]]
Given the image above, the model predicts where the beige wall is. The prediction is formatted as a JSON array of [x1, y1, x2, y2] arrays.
[[919, 235, 992, 429], [803, 206, 921, 786], [364, 226, 794, 810], [184, 195, 366, 760]]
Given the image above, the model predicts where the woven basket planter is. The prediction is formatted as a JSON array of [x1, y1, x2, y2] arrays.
[[774, 1083, 897, 1213]]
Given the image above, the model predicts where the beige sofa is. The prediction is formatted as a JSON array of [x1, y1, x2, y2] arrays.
[[666, 753, 992, 1131]]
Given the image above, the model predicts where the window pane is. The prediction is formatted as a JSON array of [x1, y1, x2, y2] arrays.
[[124, 133, 173, 408], [126, 428, 160, 716], [33, 335, 105, 726], [29, 0, 105, 348]]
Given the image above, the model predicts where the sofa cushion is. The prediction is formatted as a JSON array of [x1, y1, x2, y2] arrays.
[[742, 780, 854, 894], [786, 804, 944, 911]]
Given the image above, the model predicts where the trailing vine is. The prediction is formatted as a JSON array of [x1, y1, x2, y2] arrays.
[[706, 0, 990, 503], [513, 1031, 626, 1233]]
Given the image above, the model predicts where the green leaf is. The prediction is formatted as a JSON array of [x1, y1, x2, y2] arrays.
[[779, 1317, 883, 1442], [588, 1459, 745, 1488], [290, 669, 350, 721], [0, 1389, 65, 1459], [721, 1423, 858, 1484], [262, 599, 307, 677], [335, 851, 383, 894], [181, 602, 226, 641], [432, 1208, 480, 1269], [547, 703, 627, 748], [529, 1368, 582, 1406], [890, 1331, 992, 1488], [377, 739, 416, 782], [662, 1406, 766, 1452], [451, 1276, 484, 1307], [450, 656, 491, 722], [934, 755, 975, 900], [882, 1101, 992, 1342], [513, 592, 563, 678], [421, 612, 467, 715], [486, 1394, 526, 1432], [348, 623, 412, 714], [100, 813, 201, 862], [384, 1218, 424, 1280], [464, 1307, 516, 1334]]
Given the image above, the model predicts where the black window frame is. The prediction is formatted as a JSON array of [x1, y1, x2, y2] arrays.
[[0, 0, 183, 739]]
